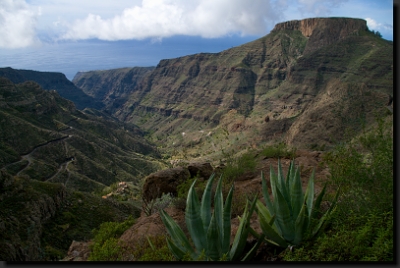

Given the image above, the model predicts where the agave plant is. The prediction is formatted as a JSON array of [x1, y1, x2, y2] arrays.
[[160, 174, 264, 261], [255, 159, 339, 248]]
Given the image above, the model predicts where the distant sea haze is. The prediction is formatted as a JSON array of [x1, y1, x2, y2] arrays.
[[0, 35, 257, 81]]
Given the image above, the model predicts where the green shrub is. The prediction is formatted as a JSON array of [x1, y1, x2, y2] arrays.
[[135, 235, 175, 261], [261, 142, 296, 159], [221, 151, 257, 185], [282, 210, 393, 261], [323, 116, 393, 215], [89, 238, 123, 261], [88, 216, 135, 261], [286, 116, 394, 261], [177, 178, 207, 200], [142, 192, 175, 216]]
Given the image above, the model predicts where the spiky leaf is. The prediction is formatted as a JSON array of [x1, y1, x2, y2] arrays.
[[222, 183, 234, 254], [186, 180, 207, 251], [201, 174, 215, 232], [160, 209, 193, 254], [290, 166, 304, 220], [274, 187, 295, 242]]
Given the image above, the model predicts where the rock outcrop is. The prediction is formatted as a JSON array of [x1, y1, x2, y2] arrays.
[[61, 240, 92, 261], [272, 17, 368, 54], [187, 162, 214, 179], [142, 167, 191, 202]]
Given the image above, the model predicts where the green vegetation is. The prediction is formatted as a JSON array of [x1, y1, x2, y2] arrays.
[[261, 142, 297, 159], [131, 235, 175, 261], [220, 150, 257, 185], [160, 174, 262, 261], [142, 192, 175, 216], [40, 190, 140, 260], [281, 117, 393, 261], [256, 160, 338, 248], [88, 216, 135, 261]]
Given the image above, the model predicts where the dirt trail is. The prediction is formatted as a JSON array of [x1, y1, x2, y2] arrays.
[[2, 135, 72, 177], [46, 157, 74, 183]]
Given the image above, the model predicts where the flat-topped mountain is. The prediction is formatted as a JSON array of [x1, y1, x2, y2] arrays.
[[73, 17, 392, 160]]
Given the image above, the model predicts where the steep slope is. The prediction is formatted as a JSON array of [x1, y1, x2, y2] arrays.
[[0, 77, 166, 193], [0, 77, 168, 260], [96, 17, 392, 160], [0, 67, 103, 110], [72, 67, 155, 113]]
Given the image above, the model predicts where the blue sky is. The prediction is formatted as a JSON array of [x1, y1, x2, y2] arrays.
[[0, 0, 394, 80]]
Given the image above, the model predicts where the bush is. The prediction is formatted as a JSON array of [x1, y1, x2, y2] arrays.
[[142, 192, 175, 216], [176, 178, 207, 200], [88, 216, 135, 261], [323, 116, 393, 215], [132, 235, 175, 261], [221, 151, 257, 184], [261, 142, 296, 159], [282, 210, 393, 261], [283, 116, 394, 261]]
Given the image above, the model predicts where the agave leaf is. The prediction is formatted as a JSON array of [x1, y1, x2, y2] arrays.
[[269, 165, 279, 204], [160, 209, 193, 253], [261, 171, 274, 215], [293, 202, 308, 245], [222, 183, 234, 254], [274, 186, 295, 242], [285, 160, 294, 196], [186, 179, 207, 252], [166, 236, 188, 261], [290, 166, 304, 220], [257, 201, 288, 247], [241, 233, 266, 261], [201, 174, 216, 232], [255, 200, 274, 225], [277, 159, 291, 211], [230, 195, 257, 260], [311, 182, 327, 220], [214, 176, 224, 251], [311, 186, 340, 238], [206, 212, 222, 261], [304, 169, 315, 218]]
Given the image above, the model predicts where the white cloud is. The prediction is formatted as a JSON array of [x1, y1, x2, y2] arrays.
[[60, 0, 284, 41], [365, 17, 392, 31], [0, 0, 41, 48]]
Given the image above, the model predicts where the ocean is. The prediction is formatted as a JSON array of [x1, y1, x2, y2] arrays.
[[0, 35, 259, 81]]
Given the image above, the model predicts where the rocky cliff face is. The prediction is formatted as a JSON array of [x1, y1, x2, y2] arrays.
[[74, 17, 392, 160], [72, 67, 154, 113], [272, 18, 368, 54]]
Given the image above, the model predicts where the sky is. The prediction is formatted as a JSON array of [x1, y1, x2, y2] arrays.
[[0, 0, 394, 80]]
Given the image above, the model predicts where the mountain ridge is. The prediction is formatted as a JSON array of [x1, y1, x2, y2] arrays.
[[73, 17, 392, 161], [0, 67, 104, 110]]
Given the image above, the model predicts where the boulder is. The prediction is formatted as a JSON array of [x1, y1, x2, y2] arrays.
[[187, 162, 213, 179], [61, 240, 92, 261], [119, 207, 186, 251], [142, 167, 190, 202]]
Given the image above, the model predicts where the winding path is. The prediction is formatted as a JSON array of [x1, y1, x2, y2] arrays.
[[2, 128, 75, 185]]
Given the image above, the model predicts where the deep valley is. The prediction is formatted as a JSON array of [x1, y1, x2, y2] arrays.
[[0, 17, 393, 261]]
